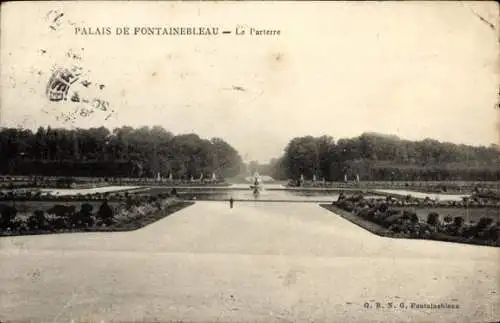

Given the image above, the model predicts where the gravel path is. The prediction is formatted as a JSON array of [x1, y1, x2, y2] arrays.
[[37, 186, 142, 196], [374, 189, 469, 201], [0, 202, 498, 322]]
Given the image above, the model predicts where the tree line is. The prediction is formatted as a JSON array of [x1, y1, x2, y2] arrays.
[[2, 127, 499, 181], [0, 126, 244, 179], [267, 133, 500, 181]]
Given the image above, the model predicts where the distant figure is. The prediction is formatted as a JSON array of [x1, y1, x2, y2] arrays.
[[229, 197, 234, 208]]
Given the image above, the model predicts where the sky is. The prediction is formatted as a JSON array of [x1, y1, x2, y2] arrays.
[[1, 1, 498, 162]]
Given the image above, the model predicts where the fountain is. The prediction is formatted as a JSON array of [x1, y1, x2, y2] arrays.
[[249, 172, 264, 197]]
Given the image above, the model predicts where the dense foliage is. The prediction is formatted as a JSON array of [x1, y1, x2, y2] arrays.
[[0, 126, 244, 179], [275, 133, 500, 181]]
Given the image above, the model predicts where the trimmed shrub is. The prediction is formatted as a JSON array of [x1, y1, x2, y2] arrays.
[[357, 208, 373, 219], [0, 204, 17, 230], [27, 210, 47, 230], [97, 200, 114, 226], [337, 200, 355, 212], [443, 215, 453, 224], [378, 203, 389, 213], [402, 210, 419, 224], [74, 203, 94, 227], [384, 211, 404, 226], [426, 212, 441, 227], [453, 216, 465, 228], [12, 217, 28, 232]]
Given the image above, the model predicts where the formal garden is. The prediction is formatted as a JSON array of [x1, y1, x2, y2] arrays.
[[322, 193, 500, 247], [0, 192, 193, 236]]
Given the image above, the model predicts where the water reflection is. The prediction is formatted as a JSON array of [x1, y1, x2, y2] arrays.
[[179, 189, 340, 202]]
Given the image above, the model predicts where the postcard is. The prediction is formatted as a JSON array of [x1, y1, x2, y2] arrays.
[[0, 1, 499, 322]]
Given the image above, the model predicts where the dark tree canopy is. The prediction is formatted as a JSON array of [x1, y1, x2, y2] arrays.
[[2, 127, 498, 181], [0, 126, 244, 179], [271, 133, 500, 181]]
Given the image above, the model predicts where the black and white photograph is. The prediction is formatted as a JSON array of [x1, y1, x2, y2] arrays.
[[0, 1, 499, 322]]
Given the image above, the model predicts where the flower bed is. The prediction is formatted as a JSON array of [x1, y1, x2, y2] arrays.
[[0, 196, 194, 236], [321, 194, 500, 247]]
